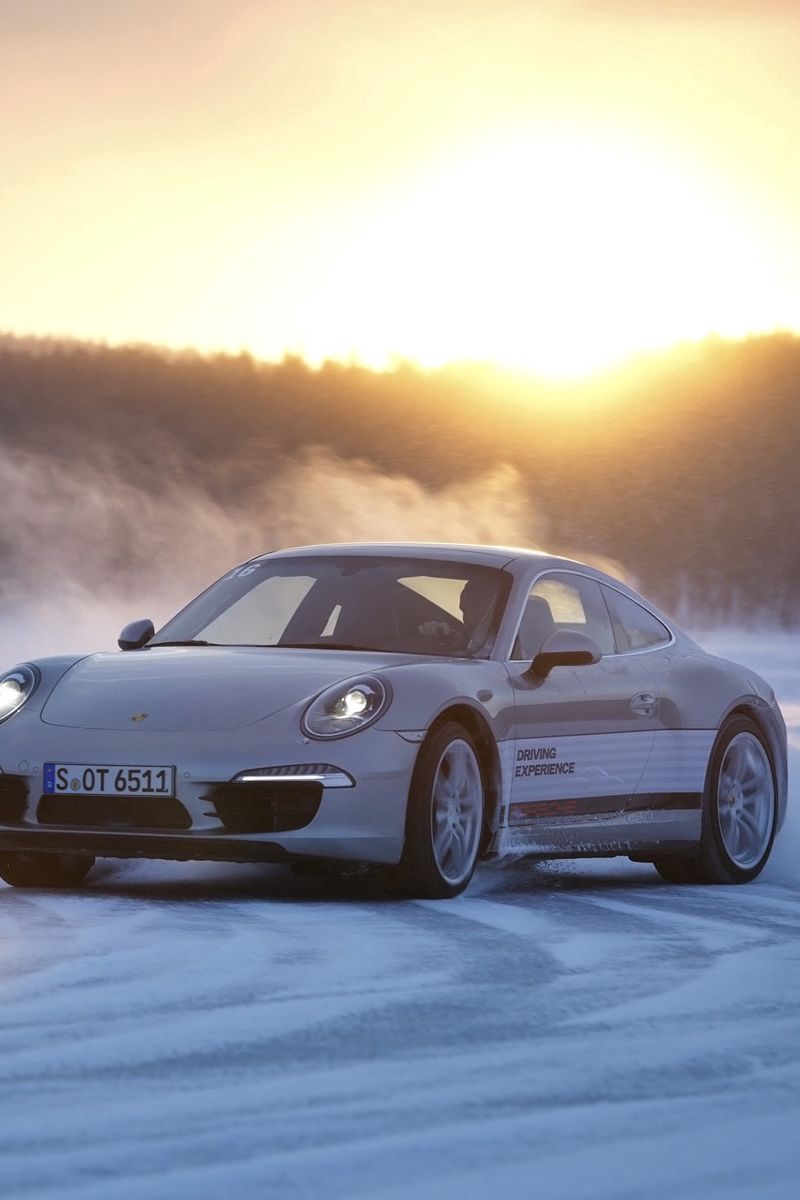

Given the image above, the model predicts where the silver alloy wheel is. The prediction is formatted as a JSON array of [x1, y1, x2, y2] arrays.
[[430, 738, 484, 886], [717, 731, 775, 870]]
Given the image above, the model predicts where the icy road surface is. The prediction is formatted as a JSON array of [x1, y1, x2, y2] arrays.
[[0, 632, 798, 1200]]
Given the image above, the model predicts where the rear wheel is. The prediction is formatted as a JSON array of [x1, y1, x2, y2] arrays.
[[654, 715, 777, 885], [399, 722, 485, 899], [0, 852, 95, 888]]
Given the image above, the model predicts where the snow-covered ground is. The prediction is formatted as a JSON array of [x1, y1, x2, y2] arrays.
[[0, 631, 798, 1200]]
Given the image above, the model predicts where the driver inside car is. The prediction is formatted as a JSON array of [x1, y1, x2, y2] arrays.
[[418, 577, 498, 650]]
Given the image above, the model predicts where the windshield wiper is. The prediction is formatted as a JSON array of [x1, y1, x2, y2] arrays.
[[149, 639, 216, 647], [272, 641, 381, 652]]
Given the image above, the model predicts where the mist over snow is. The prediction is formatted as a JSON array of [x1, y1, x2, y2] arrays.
[[0, 446, 536, 663], [1, 336, 798, 628]]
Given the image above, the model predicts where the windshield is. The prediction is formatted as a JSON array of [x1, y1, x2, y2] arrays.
[[152, 555, 511, 658]]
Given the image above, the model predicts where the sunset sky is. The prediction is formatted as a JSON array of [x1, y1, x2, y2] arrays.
[[2, 0, 800, 376]]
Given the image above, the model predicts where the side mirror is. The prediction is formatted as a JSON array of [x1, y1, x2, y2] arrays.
[[118, 619, 155, 651], [528, 630, 602, 679]]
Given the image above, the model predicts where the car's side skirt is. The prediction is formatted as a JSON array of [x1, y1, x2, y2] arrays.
[[507, 791, 701, 822], [490, 802, 702, 858]]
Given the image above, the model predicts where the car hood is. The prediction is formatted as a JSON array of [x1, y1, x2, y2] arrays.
[[39, 645, 407, 732]]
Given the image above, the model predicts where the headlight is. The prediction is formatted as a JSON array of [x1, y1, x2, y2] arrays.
[[302, 676, 391, 740], [0, 666, 38, 724]]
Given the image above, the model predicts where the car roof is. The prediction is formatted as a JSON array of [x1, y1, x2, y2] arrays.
[[249, 542, 657, 602], [253, 542, 574, 570]]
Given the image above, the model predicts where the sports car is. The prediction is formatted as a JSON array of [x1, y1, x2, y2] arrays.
[[0, 543, 788, 897]]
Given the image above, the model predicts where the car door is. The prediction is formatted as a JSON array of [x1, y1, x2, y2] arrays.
[[600, 582, 714, 822], [507, 570, 660, 829]]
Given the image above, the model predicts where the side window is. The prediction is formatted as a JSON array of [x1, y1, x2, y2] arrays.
[[511, 572, 616, 660], [603, 587, 671, 653]]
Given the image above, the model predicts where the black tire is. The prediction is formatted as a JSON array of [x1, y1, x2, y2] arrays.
[[654, 715, 777, 885], [0, 852, 95, 889], [398, 721, 486, 899], [652, 856, 705, 884]]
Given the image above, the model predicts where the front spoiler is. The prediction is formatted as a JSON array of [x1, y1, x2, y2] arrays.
[[0, 829, 293, 864]]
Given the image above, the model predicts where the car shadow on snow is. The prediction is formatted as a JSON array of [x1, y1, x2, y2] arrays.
[[68, 854, 663, 905]]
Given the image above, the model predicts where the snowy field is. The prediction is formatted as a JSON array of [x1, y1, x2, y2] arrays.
[[0, 631, 798, 1200]]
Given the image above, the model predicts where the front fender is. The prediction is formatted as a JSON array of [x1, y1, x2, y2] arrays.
[[375, 660, 515, 742]]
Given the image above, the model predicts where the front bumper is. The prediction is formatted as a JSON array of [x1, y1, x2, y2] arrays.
[[0, 711, 418, 866]]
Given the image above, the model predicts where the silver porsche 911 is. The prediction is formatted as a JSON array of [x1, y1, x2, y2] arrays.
[[0, 543, 788, 897]]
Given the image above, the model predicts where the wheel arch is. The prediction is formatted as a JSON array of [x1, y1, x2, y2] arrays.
[[720, 698, 788, 829], [420, 704, 503, 850]]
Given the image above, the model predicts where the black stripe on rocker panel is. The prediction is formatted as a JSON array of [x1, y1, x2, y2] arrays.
[[508, 793, 703, 824]]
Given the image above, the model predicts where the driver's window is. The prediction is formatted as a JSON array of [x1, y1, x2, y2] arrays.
[[511, 572, 615, 660]]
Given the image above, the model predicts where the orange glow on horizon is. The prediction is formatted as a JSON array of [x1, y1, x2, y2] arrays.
[[283, 131, 797, 379], [2, 2, 800, 383]]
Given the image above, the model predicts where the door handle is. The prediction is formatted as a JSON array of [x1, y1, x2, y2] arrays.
[[630, 692, 657, 718]]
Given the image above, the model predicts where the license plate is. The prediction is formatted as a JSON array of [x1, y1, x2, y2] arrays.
[[43, 763, 175, 798]]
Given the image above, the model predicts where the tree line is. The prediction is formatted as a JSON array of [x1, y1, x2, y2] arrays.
[[0, 332, 797, 627]]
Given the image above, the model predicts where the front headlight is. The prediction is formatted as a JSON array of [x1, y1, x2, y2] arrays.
[[0, 666, 38, 724], [302, 676, 391, 740]]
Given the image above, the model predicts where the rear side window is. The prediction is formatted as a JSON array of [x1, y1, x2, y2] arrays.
[[511, 572, 616, 659], [603, 587, 672, 653]]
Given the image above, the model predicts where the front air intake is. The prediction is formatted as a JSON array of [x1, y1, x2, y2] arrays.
[[37, 794, 192, 831], [0, 774, 28, 823], [203, 780, 323, 834]]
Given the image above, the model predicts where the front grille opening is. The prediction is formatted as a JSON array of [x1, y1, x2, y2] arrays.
[[0, 775, 28, 824], [37, 793, 192, 831], [203, 781, 322, 835]]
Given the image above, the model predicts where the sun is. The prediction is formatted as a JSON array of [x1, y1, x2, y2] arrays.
[[291, 131, 782, 378]]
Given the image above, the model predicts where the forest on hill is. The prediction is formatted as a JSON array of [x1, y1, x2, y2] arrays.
[[0, 332, 798, 628]]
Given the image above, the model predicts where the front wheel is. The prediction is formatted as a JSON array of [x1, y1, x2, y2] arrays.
[[399, 722, 485, 899], [0, 851, 95, 888], [654, 715, 777, 885]]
